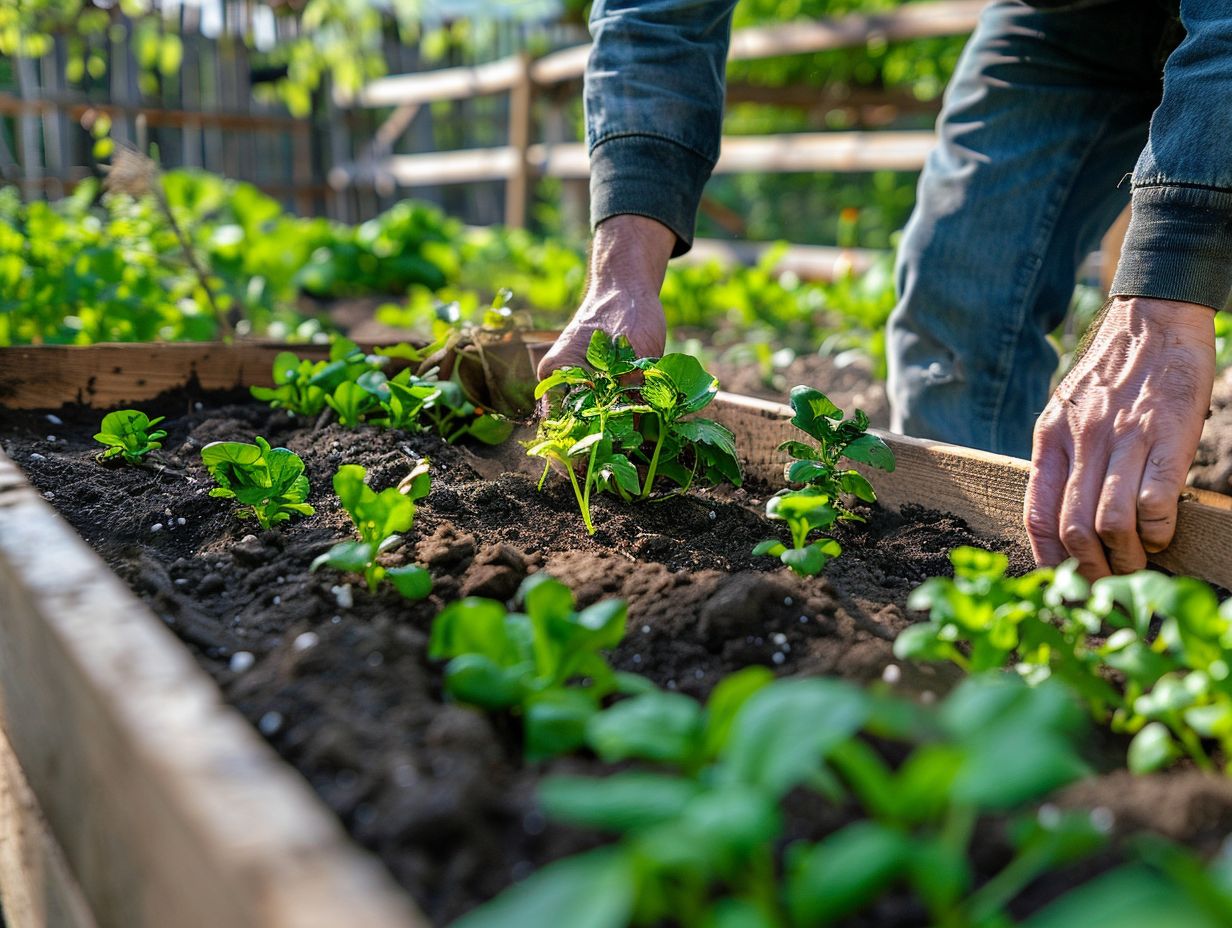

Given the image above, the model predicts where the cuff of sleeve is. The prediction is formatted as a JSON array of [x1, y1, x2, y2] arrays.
[[1110, 184, 1232, 311], [590, 134, 714, 258]]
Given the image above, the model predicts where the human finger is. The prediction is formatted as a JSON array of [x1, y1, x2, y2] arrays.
[[1095, 442, 1148, 574]]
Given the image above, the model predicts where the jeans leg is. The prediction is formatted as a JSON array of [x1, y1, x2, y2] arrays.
[[887, 0, 1170, 458]]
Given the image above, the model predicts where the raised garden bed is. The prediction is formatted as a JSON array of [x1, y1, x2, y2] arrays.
[[2, 342, 1232, 928]]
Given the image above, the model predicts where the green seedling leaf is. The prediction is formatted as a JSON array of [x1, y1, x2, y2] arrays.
[[540, 773, 703, 833], [586, 691, 704, 767], [201, 437, 315, 530], [525, 687, 599, 761], [787, 822, 912, 924], [94, 408, 167, 464], [1128, 722, 1179, 773], [387, 564, 432, 600]]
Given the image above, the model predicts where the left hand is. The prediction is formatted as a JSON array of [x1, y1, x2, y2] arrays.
[[1024, 296, 1215, 580]]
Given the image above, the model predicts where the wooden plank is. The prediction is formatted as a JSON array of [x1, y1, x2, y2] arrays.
[[343, 130, 935, 190], [504, 54, 534, 229], [685, 238, 880, 281], [529, 0, 983, 85], [709, 392, 1232, 590], [0, 450, 426, 928], [0, 727, 97, 928], [350, 56, 525, 109]]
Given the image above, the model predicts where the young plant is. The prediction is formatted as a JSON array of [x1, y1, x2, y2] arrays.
[[93, 408, 168, 464], [528, 330, 741, 534], [777, 384, 895, 521], [311, 461, 432, 599], [456, 675, 1100, 928], [429, 574, 634, 760], [894, 547, 1232, 774], [250, 338, 384, 418], [200, 436, 315, 529], [753, 488, 844, 577]]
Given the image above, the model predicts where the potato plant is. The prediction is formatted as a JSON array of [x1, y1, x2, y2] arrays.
[[200, 436, 314, 530], [754, 386, 895, 576], [311, 461, 432, 600], [93, 408, 167, 464], [528, 331, 741, 534], [895, 547, 1232, 774]]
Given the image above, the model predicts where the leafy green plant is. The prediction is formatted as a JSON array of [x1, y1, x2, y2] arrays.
[[93, 408, 167, 464], [456, 675, 1101, 928], [249, 337, 384, 418], [528, 331, 741, 534], [753, 488, 843, 576], [200, 437, 315, 530], [311, 461, 432, 599], [894, 547, 1232, 774], [429, 574, 637, 760], [754, 386, 894, 576], [777, 384, 895, 519]]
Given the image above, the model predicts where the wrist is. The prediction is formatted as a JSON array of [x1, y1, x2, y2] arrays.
[[587, 214, 675, 300], [1111, 295, 1216, 344]]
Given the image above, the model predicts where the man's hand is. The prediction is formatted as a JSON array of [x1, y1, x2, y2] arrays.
[[536, 215, 675, 380], [1024, 297, 1215, 580]]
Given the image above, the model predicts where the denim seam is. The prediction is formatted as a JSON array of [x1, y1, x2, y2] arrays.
[[1131, 180, 1232, 195], [984, 106, 1118, 450], [589, 130, 717, 167]]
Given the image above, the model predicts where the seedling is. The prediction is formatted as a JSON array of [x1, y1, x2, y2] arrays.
[[93, 408, 167, 464], [895, 547, 1232, 774], [200, 436, 314, 530], [528, 331, 741, 534], [250, 338, 384, 418], [753, 488, 844, 576], [429, 574, 633, 760], [311, 461, 432, 598], [777, 385, 895, 521]]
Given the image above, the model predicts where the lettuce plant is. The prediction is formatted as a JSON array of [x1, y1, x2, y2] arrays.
[[200, 436, 314, 529], [895, 547, 1232, 774], [311, 461, 431, 599], [251, 338, 383, 418], [93, 408, 167, 464], [429, 574, 635, 760], [528, 331, 741, 534]]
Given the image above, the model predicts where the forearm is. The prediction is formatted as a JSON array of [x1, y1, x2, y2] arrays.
[[585, 0, 738, 255], [1110, 1, 1232, 310]]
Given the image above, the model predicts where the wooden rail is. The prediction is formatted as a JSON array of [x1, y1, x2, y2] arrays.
[[333, 0, 986, 226]]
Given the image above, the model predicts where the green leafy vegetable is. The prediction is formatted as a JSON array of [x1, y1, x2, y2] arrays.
[[200, 436, 314, 530], [93, 408, 167, 464], [310, 461, 432, 598]]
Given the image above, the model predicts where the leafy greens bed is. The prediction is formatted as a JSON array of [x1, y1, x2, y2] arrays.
[[5, 345, 1232, 927]]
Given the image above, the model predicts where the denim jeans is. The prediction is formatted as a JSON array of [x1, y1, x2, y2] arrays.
[[888, 0, 1186, 458]]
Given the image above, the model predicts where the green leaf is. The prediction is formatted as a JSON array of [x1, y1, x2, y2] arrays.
[[841, 432, 895, 472], [788, 385, 842, 441], [585, 330, 617, 372], [599, 452, 642, 497], [452, 848, 635, 928], [718, 677, 868, 796], [1022, 865, 1225, 928], [651, 353, 718, 413], [539, 773, 702, 832], [586, 691, 703, 766], [702, 666, 774, 759], [675, 417, 737, 457], [311, 540, 374, 575], [781, 542, 831, 576], [443, 654, 525, 709], [752, 539, 787, 558], [525, 688, 599, 761], [430, 597, 512, 661], [1128, 722, 1179, 773], [387, 564, 432, 600], [787, 822, 912, 924]]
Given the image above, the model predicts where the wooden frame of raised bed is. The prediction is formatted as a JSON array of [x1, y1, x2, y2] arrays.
[[1, 342, 1230, 928]]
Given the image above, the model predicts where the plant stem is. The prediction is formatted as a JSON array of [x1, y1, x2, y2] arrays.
[[964, 844, 1051, 924], [567, 462, 594, 535], [640, 414, 666, 500]]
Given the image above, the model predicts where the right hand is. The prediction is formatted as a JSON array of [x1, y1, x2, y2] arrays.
[[536, 214, 675, 381]]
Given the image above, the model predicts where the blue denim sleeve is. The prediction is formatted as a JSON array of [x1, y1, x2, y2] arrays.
[[1111, 1, 1232, 310], [585, 0, 738, 256]]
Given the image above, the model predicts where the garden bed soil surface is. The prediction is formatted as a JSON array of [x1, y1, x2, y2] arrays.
[[4, 384, 1232, 926]]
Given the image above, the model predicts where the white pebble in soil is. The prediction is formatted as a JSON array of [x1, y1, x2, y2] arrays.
[[772, 651, 786, 665], [229, 651, 255, 673], [331, 584, 354, 609], [1090, 807, 1115, 833], [772, 633, 787, 647], [174, 578, 188, 586], [150, 523, 163, 533], [28, 452, 45, 461], [258, 711, 283, 736], [631, 654, 642, 665], [666, 679, 677, 690], [272, 595, 282, 606], [783, 596, 793, 606], [708, 510, 717, 521], [330, 615, 342, 625], [799, 615, 809, 624], [693, 668, 705, 679], [882, 664, 902, 685], [241, 534, 258, 544], [46, 435, 56, 443], [293, 632, 319, 652], [366, 651, 384, 668], [176, 517, 186, 526], [45, 414, 62, 426], [641, 624, 651, 635]]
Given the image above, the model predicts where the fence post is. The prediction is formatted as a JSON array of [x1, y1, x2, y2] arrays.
[[504, 51, 533, 229]]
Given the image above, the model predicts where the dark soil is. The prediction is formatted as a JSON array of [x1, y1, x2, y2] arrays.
[[3, 384, 1230, 926]]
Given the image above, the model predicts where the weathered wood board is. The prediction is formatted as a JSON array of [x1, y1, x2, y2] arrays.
[[711, 391, 1232, 590]]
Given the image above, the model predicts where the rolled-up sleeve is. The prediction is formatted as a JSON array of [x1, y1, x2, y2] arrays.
[[1111, 1, 1232, 310], [585, 0, 737, 256]]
